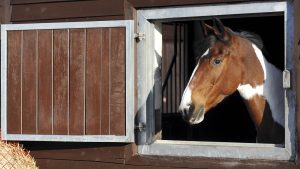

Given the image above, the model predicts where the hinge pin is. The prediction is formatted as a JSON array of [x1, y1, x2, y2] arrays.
[[283, 69, 291, 89], [134, 33, 146, 41], [135, 122, 146, 132]]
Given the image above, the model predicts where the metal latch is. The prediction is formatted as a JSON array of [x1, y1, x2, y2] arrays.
[[134, 32, 146, 41], [283, 69, 291, 89], [135, 122, 146, 132]]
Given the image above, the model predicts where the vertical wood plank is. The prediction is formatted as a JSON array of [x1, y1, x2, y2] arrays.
[[22, 30, 37, 134], [100, 28, 110, 135], [69, 29, 85, 135], [53, 29, 69, 135], [110, 28, 125, 135], [7, 31, 22, 134], [37, 30, 53, 134], [86, 28, 101, 135]]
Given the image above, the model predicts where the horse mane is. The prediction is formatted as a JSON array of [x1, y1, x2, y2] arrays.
[[195, 29, 264, 61], [231, 29, 264, 50]]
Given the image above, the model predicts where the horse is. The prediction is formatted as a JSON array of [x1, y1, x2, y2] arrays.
[[178, 18, 284, 144]]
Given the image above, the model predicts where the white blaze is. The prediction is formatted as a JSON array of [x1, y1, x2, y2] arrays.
[[179, 49, 209, 118]]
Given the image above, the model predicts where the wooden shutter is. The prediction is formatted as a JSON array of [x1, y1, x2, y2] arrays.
[[1, 20, 134, 142]]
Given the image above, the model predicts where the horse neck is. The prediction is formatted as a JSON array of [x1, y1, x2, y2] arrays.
[[237, 44, 284, 129]]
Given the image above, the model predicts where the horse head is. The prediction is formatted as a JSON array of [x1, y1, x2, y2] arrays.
[[179, 18, 265, 125]]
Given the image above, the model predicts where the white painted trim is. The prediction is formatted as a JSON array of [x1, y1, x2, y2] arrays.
[[5, 134, 131, 142], [2, 21, 131, 31], [140, 140, 290, 160], [137, 1, 295, 161], [140, 2, 286, 21]]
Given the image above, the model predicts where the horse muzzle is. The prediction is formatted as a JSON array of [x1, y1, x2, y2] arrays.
[[180, 104, 205, 125]]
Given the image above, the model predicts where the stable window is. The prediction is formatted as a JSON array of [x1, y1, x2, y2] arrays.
[[1, 20, 135, 142], [136, 1, 296, 160]]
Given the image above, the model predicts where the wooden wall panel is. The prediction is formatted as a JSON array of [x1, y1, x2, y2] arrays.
[[11, 0, 124, 22], [128, 0, 255, 8], [6, 27, 127, 136], [6, 26, 127, 138], [53, 29, 69, 135], [37, 30, 53, 134], [69, 29, 85, 135], [86, 28, 102, 135], [22, 30, 37, 134], [110, 28, 126, 135], [100, 28, 110, 135], [7, 31, 22, 134]]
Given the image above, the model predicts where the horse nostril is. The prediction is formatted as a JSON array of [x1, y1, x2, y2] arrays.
[[182, 108, 188, 116], [189, 104, 195, 113]]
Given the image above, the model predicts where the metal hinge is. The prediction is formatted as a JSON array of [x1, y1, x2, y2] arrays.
[[283, 69, 291, 89], [134, 32, 146, 41], [135, 122, 146, 132]]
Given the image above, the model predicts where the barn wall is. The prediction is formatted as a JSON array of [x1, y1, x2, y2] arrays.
[[2, 0, 299, 168]]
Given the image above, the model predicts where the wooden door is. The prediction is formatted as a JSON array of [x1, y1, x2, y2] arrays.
[[1, 21, 134, 142]]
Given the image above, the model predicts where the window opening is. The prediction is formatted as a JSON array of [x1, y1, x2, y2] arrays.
[[161, 16, 284, 143]]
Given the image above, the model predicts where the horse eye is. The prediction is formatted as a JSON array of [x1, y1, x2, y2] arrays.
[[213, 59, 222, 65]]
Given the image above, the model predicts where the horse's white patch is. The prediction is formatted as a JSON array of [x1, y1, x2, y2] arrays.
[[240, 44, 284, 127], [252, 44, 266, 80], [237, 84, 264, 100]]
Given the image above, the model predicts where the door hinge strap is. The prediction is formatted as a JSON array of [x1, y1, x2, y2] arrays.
[[135, 122, 146, 132], [283, 69, 291, 89], [134, 32, 146, 41]]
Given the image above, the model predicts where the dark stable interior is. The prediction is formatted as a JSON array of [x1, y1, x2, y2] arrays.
[[161, 15, 284, 143]]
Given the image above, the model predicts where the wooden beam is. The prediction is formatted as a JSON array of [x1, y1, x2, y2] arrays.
[[0, 0, 11, 24], [11, 0, 124, 22]]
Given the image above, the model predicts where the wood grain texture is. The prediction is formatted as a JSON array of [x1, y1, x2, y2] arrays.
[[7, 31, 22, 134], [100, 28, 110, 135], [53, 29, 69, 135], [37, 30, 53, 134], [11, 0, 124, 22], [25, 142, 126, 164], [22, 30, 37, 134], [69, 29, 85, 135], [128, 0, 259, 8], [110, 28, 126, 136], [86, 28, 102, 135]]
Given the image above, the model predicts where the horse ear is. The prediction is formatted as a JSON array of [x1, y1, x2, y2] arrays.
[[201, 21, 217, 37], [212, 18, 230, 41], [201, 19, 231, 41]]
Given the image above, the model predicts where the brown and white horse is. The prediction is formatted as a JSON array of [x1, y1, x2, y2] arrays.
[[178, 18, 284, 144]]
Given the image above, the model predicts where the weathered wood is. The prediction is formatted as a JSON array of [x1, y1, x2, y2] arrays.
[[86, 28, 102, 135], [11, 16, 125, 24], [69, 28, 85, 135], [22, 30, 37, 134], [11, 0, 75, 4], [100, 28, 110, 135], [37, 30, 53, 134], [128, 0, 263, 8], [53, 29, 69, 135], [7, 31, 22, 134], [110, 27, 126, 136], [11, 0, 124, 22], [24, 142, 126, 164], [126, 155, 299, 169], [35, 158, 179, 169]]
